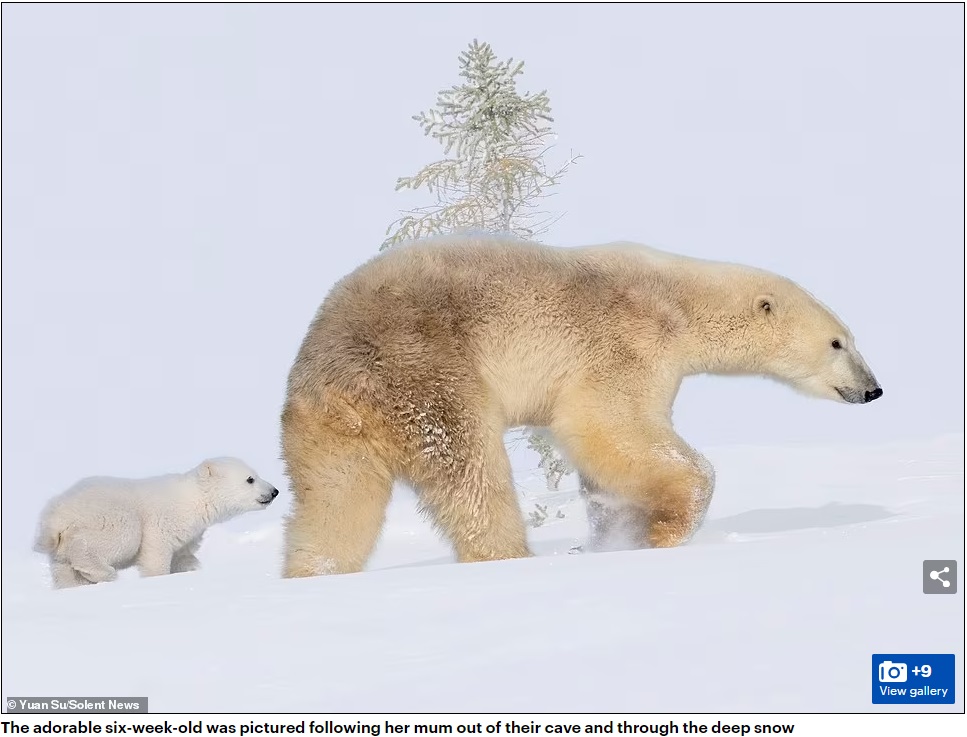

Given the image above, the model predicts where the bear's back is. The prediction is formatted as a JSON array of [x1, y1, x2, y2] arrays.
[[287, 238, 686, 408]]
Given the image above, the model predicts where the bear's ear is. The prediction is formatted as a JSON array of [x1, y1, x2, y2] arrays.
[[196, 461, 216, 481], [753, 294, 777, 318]]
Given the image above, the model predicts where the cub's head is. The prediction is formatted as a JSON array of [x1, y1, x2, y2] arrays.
[[193, 457, 280, 514], [751, 282, 883, 405]]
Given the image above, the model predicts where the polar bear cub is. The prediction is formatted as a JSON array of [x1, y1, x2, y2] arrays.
[[34, 457, 279, 589]]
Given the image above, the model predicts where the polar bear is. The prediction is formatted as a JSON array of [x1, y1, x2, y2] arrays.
[[280, 237, 882, 577], [34, 458, 279, 588]]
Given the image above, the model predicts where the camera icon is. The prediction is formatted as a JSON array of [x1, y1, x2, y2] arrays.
[[878, 660, 908, 683]]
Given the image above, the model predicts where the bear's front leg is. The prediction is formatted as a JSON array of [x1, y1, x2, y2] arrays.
[[170, 551, 200, 573], [556, 409, 715, 549], [642, 441, 715, 547], [136, 534, 174, 577], [170, 539, 202, 573], [137, 554, 173, 577]]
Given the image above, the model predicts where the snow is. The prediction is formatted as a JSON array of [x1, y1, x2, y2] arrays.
[[3, 433, 962, 713]]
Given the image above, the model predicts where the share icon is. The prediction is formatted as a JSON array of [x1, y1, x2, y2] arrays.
[[923, 560, 958, 595]]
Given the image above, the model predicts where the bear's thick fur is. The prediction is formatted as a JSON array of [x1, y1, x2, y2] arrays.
[[281, 238, 881, 577]]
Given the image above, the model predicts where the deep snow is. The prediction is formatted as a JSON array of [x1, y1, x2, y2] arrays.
[[3, 433, 963, 713]]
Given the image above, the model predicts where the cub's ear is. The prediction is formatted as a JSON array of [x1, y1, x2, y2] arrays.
[[196, 461, 216, 480], [753, 294, 777, 317]]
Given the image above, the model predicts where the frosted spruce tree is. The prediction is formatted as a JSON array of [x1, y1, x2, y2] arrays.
[[383, 39, 579, 492], [382, 39, 579, 248]]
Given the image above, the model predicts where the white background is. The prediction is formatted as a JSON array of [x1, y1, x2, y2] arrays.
[[3, 4, 962, 547]]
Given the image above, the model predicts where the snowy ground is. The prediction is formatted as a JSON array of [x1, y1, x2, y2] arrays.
[[2, 434, 963, 713]]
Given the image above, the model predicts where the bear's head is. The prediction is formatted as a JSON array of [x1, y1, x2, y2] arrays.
[[193, 457, 280, 515], [750, 283, 883, 405]]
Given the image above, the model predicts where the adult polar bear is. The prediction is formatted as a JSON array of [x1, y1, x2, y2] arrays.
[[281, 238, 882, 578]]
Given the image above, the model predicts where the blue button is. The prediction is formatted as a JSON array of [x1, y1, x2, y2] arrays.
[[872, 654, 955, 704]]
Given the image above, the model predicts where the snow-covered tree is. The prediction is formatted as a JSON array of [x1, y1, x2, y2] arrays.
[[382, 39, 579, 249], [383, 39, 580, 491], [529, 429, 571, 492]]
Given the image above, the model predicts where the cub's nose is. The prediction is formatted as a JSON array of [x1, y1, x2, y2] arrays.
[[271, 488, 280, 498], [865, 387, 883, 403]]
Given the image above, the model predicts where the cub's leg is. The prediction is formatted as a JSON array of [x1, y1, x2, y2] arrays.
[[50, 560, 92, 589], [171, 538, 202, 573], [136, 535, 174, 578], [61, 536, 120, 584]]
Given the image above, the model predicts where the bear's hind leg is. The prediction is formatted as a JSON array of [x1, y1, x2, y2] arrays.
[[410, 430, 531, 564], [61, 537, 119, 584], [281, 404, 395, 578], [49, 560, 91, 589], [556, 414, 714, 549]]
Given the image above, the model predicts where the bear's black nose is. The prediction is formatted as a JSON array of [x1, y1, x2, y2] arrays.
[[865, 387, 883, 403], [271, 488, 280, 498]]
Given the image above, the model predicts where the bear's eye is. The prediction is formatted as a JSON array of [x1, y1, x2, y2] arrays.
[[831, 340, 842, 350], [246, 476, 255, 484]]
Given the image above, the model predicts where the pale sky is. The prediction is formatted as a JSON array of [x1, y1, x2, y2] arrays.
[[2, 3, 963, 550]]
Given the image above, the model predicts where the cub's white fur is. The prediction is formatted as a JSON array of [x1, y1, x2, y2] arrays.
[[34, 458, 278, 589]]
